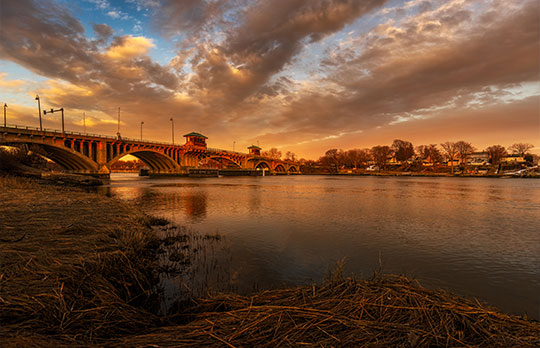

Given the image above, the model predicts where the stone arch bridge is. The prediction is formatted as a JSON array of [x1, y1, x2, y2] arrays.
[[0, 126, 300, 177]]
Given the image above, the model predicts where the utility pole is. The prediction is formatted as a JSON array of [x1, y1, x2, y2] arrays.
[[3, 103, 7, 127], [170, 117, 174, 145], [43, 107, 65, 134], [140, 121, 144, 141], [35, 95, 42, 131]]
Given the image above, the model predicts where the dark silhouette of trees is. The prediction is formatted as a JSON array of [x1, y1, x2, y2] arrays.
[[486, 145, 507, 165], [441, 141, 458, 173], [111, 159, 144, 171], [343, 149, 371, 169], [455, 141, 475, 167], [417, 144, 443, 165], [509, 143, 534, 156], [262, 148, 282, 160], [370, 146, 393, 170], [285, 151, 297, 161], [319, 149, 344, 173], [392, 139, 414, 163]]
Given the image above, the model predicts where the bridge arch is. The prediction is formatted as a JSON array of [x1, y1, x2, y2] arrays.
[[108, 149, 180, 173], [204, 155, 242, 168], [254, 161, 270, 170], [274, 164, 286, 173], [0, 140, 98, 172], [288, 165, 298, 173]]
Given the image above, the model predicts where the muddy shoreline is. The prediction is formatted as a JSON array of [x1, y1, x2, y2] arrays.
[[1, 175, 538, 347]]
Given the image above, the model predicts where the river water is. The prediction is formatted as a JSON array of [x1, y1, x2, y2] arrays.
[[103, 174, 540, 319]]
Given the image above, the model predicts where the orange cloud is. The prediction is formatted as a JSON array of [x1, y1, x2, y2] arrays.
[[105, 35, 155, 60]]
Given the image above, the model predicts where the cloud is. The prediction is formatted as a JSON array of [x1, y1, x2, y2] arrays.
[[105, 35, 155, 59], [269, 0, 540, 137], [0, 0, 537, 158], [107, 10, 129, 20], [93, 23, 114, 43], [0, 73, 25, 88], [152, 0, 229, 37]]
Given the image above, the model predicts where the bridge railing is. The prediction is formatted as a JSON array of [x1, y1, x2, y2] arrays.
[[207, 147, 247, 156], [1, 124, 176, 146]]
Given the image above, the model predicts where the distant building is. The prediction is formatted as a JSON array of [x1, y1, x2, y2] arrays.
[[469, 152, 489, 166], [502, 154, 525, 163]]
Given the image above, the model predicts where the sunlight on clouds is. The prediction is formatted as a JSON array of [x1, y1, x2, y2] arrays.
[[0, 73, 25, 88], [105, 36, 155, 60], [45, 81, 94, 97]]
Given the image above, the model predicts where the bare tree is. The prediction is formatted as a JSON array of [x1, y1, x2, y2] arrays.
[[370, 145, 393, 170], [455, 141, 475, 167], [285, 151, 297, 161], [509, 143, 534, 156], [319, 149, 344, 172], [417, 144, 442, 165], [343, 149, 371, 169], [441, 141, 458, 174], [262, 148, 282, 160], [486, 145, 507, 165], [392, 139, 415, 163]]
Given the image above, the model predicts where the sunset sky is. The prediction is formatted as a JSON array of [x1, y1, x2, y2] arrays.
[[0, 0, 538, 159]]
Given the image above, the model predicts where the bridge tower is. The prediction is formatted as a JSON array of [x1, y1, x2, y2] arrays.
[[248, 144, 261, 156], [182, 132, 208, 167]]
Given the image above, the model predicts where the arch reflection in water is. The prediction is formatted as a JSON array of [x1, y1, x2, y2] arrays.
[[180, 191, 207, 222]]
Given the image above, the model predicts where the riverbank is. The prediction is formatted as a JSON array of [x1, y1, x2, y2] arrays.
[[1, 175, 539, 347]]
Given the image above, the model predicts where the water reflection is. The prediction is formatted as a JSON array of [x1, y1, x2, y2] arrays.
[[105, 174, 540, 320], [181, 191, 207, 221]]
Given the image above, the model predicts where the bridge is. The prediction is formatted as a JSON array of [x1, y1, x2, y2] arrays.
[[0, 125, 300, 177]]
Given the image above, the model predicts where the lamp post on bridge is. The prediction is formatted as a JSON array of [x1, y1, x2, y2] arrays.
[[140, 121, 144, 141], [35, 95, 42, 131], [83, 112, 86, 133], [3, 103, 7, 127], [170, 117, 174, 145], [116, 107, 121, 139], [233, 141, 235, 152], [43, 107, 65, 134]]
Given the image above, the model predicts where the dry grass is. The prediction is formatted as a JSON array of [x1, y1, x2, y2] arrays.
[[0, 175, 161, 346], [110, 272, 540, 348], [1, 175, 539, 347]]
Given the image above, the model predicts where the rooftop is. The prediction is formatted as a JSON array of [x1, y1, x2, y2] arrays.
[[183, 132, 208, 139]]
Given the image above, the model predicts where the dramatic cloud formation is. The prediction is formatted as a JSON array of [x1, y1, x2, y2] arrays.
[[0, 0, 538, 157]]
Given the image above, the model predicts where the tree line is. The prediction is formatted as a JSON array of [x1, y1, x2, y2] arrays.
[[296, 141, 535, 173]]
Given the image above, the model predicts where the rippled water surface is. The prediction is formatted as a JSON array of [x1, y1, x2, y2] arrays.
[[104, 174, 540, 319]]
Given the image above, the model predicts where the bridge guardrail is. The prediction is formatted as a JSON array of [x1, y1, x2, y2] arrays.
[[207, 147, 247, 156], [1, 124, 176, 146]]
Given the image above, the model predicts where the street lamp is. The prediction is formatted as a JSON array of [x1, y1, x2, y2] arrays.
[[43, 107, 65, 134], [140, 121, 144, 141], [3, 103, 7, 127], [83, 112, 86, 133], [170, 117, 174, 145], [35, 95, 42, 131], [116, 107, 121, 139], [233, 141, 236, 152]]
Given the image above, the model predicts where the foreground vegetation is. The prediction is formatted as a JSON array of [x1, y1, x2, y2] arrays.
[[1, 175, 539, 347]]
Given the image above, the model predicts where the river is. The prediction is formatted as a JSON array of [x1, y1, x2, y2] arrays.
[[103, 173, 540, 319]]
